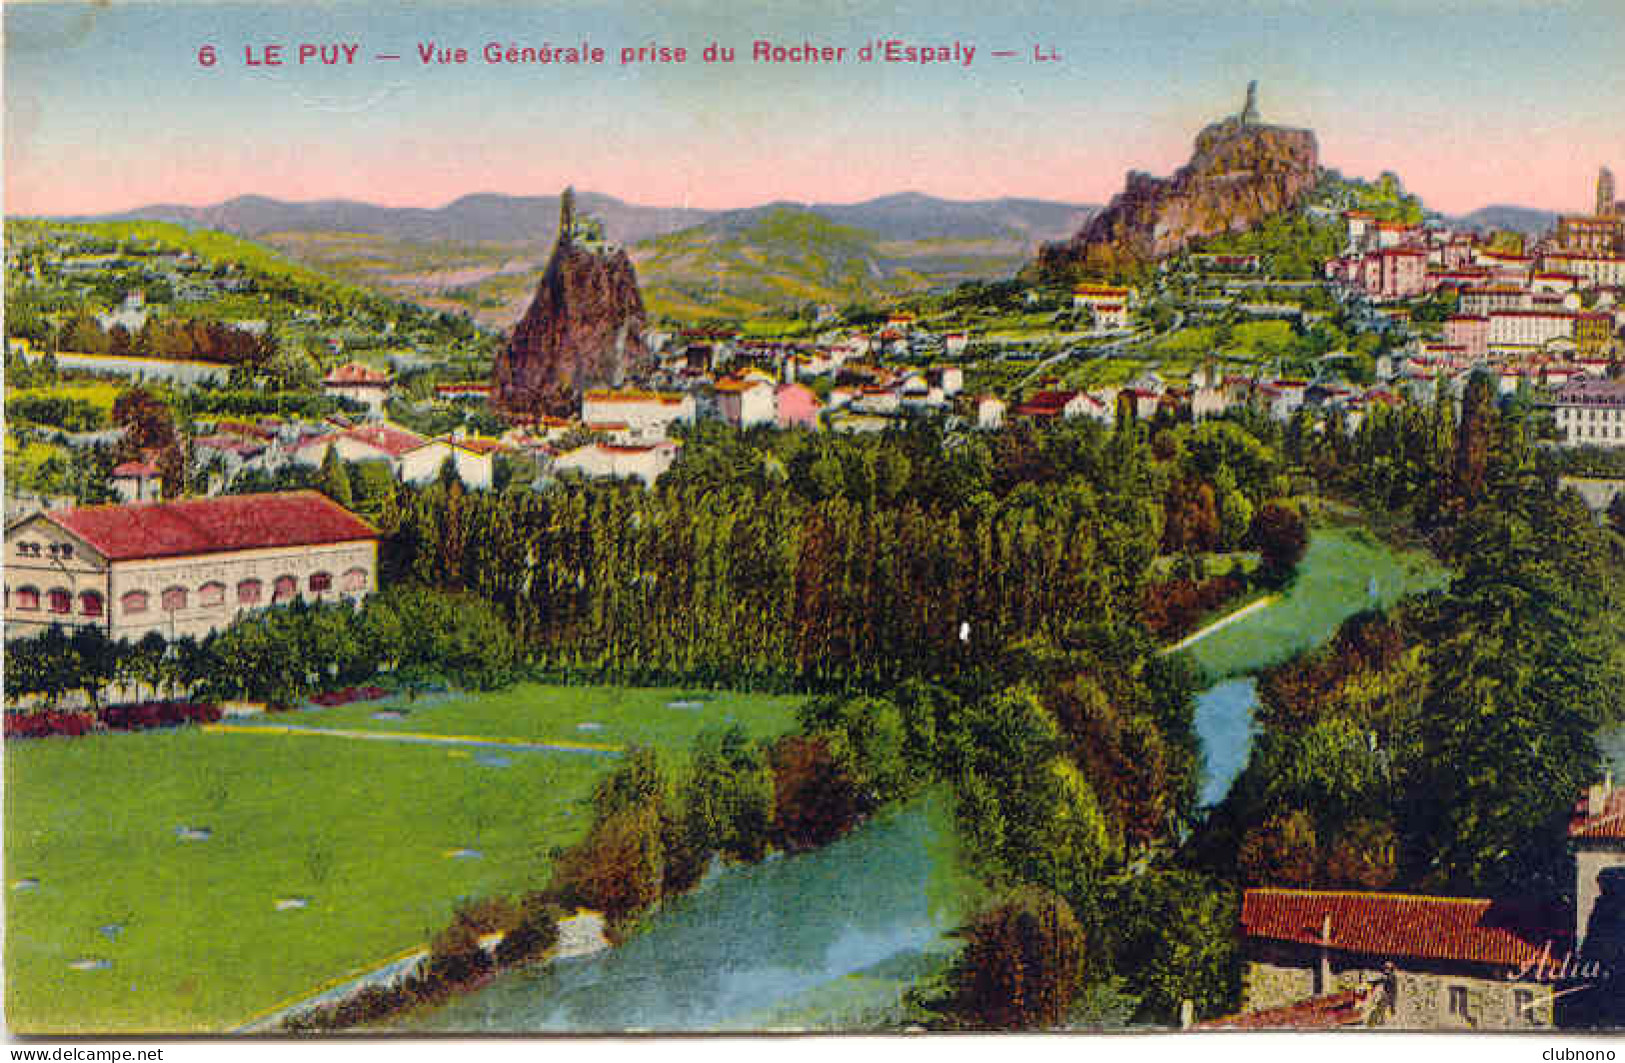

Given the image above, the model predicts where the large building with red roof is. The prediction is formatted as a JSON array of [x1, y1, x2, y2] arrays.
[[4, 491, 379, 641]]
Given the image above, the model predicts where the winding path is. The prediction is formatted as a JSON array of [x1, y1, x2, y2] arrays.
[[201, 722, 623, 756], [1158, 593, 1280, 656]]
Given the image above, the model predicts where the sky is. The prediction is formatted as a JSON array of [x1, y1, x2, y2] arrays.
[[4, 0, 1624, 218]]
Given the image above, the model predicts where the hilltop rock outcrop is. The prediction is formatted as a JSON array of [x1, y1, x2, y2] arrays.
[[1035, 83, 1319, 278], [493, 188, 652, 416]]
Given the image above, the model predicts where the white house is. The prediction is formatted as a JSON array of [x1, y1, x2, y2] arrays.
[[321, 362, 394, 416], [580, 388, 696, 442], [975, 394, 1006, 430], [400, 434, 504, 489], [713, 377, 777, 428], [110, 461, 162, 503], [551, 441, 681, 486]]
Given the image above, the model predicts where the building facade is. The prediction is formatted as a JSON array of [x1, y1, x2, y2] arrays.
[[4, 491, 379, 641], [1239, 888, 1560, 1030]]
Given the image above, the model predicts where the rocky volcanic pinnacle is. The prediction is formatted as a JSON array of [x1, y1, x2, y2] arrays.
[[1035, 83, 1319, 278], [493, 188, 652, 416]]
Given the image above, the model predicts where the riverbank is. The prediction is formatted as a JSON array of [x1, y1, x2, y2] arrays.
[[388, 795, 978, 1033]]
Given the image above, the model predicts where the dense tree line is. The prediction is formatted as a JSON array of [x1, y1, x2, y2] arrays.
[[384, 417, 1297, 693], [1199, 370, 1625, 899], [4, 587, 518, 709]]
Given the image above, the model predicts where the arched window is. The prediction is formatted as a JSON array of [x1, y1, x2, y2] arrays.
[[342, 567, 369, 592], [80, 591, 103, 617], [309, 571, 332, 593], [272, 575, 297, 603], [48, 588, 71, 613], [14, 586, 40, 611], [161, 586, 188, 611], [122, 590, 150, 615], [199, 582, 226, 607], [237, 579, 263, 605]]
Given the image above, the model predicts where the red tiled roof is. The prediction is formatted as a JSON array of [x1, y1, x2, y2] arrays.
[[111, 461, 160, 478], [1570, 787, 1625, 842], [296, 423, 426, 459], [1241, 888, 1559, 968], [46, 490, 377, 562], [192, 434, 267, 458], [1198, 987, 1375, 1031], [323, 362, 392, 386], [443, 437, 505, 456]]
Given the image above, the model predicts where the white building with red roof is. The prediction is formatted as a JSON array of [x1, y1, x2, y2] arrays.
[[110, 461, 162, 504], [399, 433, 507, 490], [551, 441, 681, 487], [321, 362, 394, 415], [4, 491, 379, 641], [291, 422, 428, 471], [580, 388, 696, 442], [1570, 776, 1625, 954]]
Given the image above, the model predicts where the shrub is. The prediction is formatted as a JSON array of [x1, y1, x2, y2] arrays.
[[494, 893, 564, 966], [950, 885, 1084, 1030], [768, 734, 863, 851], [1237, 809, 1320, 886], [425, 919, 491, 986]]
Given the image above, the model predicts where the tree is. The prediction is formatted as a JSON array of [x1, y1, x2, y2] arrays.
[[768, 734, 863, 851], [950, 885, 1084, 1030], [678, 724, 775, 865], [1237, 809, 1319, 886], [1250, 502, 1307, 585], [317, 446, 354, 508], [1106, 870, 1241, 1025], [1323, 818, 1398, 889]]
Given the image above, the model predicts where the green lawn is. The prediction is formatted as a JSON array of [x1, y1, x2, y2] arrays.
[[1181, 525, 1451, 681], [227, 682, 804, 751], [4, 684, 803, 1034]]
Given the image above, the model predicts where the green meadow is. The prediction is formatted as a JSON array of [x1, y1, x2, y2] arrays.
[[4, 684, 801, 1033], [1182, 525, 1452, 680]]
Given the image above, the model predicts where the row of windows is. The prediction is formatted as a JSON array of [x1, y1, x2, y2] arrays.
[[10, 568, 369, 617], [1559, 406, 1624, 421], [15, 542, 74, 560], [121, 569, 368, 614], [10, 588, 102, 616]]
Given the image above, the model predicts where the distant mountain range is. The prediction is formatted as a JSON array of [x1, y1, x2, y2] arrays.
[[71, 191, 1098, 324], [77, 190, 1095, 252], [1445, 204, 1561, 238]]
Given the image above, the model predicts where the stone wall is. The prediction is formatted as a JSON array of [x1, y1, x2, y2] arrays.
[[1243, 942, 1555, 1029]]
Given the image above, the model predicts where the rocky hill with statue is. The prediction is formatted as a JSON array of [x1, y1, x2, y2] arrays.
[[492, 188, 654, 416], [1034, 83, 1319, 279]]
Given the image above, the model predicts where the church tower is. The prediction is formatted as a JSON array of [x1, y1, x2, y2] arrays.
[[1598, 167, 1617, 218]]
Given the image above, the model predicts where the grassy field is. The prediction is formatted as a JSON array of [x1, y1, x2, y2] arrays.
[[4, 684, 802, 1034], [7, 381, 125, 413], [1181, 524, 1451, 681], [227, 683, 804, 751]]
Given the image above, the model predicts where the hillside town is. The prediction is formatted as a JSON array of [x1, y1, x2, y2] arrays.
[[5, 81, 1625, 1038]]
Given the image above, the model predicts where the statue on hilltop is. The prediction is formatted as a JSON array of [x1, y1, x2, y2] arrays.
[[1240, 80, 1260, 126]]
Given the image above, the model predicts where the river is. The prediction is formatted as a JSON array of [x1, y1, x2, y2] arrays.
[[392, 797, 974, 1032], [395, 526, 1446, 1031], [1185, 527, 1449, 805]]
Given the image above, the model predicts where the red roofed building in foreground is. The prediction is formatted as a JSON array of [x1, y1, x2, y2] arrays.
[[4, 491, 379, 641], [1239, 887, 1564, 1029]]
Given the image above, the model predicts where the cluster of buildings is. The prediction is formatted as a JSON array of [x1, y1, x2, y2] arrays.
[[1001, 365, 1403, 433], [1208, 779, 1624, 1030]]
